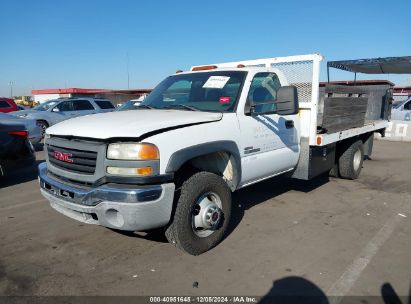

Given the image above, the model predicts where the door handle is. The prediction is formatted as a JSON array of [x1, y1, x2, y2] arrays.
[[285, 120, 294, 129]]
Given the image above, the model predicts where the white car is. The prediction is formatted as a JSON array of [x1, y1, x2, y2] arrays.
[[0, 113, 42, 144], [391, 96, 411, 121], [115, 95, 148, 111], [10, 98, 115, 136]]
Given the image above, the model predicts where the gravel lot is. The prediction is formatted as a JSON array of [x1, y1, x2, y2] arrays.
[[0, 140, 410, 299]]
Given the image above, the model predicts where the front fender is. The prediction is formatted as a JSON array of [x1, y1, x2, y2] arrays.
[[165, 140, 242, 183]]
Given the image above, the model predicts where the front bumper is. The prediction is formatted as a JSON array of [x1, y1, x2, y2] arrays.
[[38, 162, 175, 231]]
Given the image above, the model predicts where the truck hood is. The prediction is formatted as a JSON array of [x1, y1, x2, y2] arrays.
[[47, 109, 223, 139]]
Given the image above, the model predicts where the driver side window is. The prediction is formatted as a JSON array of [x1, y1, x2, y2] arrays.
[[247, 72, 281, 113], [163, 80, 191, 104]]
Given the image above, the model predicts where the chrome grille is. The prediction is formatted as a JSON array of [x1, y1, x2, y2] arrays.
[[47, 144, 97, 175]]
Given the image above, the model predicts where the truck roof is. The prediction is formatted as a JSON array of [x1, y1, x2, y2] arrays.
[[176, 66, 272, 75]]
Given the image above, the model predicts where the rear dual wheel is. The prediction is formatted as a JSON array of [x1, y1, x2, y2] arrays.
[[334, 140, 364, 180]]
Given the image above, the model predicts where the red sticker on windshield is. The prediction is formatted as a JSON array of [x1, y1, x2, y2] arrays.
[[219, 96, 230, 104]]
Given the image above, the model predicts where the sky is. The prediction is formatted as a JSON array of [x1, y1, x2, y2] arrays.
[[1, 0, 410, 97]]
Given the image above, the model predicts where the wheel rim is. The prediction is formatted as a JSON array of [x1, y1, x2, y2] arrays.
[[192, 192, 223, 238], [37, 122, 47, 137], [353, 149, 362, 171]]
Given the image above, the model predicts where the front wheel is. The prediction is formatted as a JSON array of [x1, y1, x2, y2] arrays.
[[165, 171, 232, 255]]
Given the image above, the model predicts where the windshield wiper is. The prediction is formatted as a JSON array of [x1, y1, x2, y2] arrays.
[[136, 104, 155, 109], [164, 104, 199, 111]]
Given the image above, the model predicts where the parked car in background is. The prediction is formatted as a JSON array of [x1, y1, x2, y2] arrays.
[[17, 105, 29, 111], [0, 113, 42, 144], [115, 100, 142, 111], [115, 95, 147, 112], [0, 121, 35, 177], [391, 96, 411, 121], [9, 98, 115, 136], [0, 98, 19, 113]]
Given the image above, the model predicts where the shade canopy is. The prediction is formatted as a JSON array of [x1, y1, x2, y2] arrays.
[[328, 56, 411, 74]]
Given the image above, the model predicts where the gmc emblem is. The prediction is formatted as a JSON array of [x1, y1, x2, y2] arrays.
[[54, 151, 73, 163]]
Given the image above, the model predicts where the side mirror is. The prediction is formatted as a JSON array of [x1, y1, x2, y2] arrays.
[[275, 86, 299, 115], [52, 107, 59, 112]]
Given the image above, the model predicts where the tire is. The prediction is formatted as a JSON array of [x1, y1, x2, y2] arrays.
[[338, 140, 364, 180], [329, 163, 339, 178], [36, 120, 49, 137], [165, 171, 232, 255]]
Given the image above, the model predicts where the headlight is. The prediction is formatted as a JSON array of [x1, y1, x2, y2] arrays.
[[107, 143, 159, 160]]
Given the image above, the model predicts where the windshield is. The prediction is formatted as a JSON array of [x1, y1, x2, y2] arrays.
[[33, 100, 59, 111], [141, 71, 246, 112], [393, 98, 411, 109], [116, 100, 142, 111]]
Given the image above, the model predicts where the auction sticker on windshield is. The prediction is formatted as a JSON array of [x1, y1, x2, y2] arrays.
[[203, 76, 230, 89]]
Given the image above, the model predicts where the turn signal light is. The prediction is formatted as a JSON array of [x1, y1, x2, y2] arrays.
[[138, 144, 160, 160], [107, 166, 153, 176]]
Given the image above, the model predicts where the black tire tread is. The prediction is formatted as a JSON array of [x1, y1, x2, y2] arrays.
[[329, 163, 339, 177], [338, 140, 364, 180], [37, 120, 49, 127], [165, 171, 231, 255]]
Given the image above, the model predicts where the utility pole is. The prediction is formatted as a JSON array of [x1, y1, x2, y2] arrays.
[[8, 81, 14, 98]]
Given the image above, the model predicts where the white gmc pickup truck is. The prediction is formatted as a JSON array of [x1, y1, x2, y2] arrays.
[[39, 54, 390, 255]]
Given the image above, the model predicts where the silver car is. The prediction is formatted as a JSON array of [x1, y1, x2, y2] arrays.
[[10, 98, 115, 136], [0, 113, 42, 144], [391, 96, 411, 121]]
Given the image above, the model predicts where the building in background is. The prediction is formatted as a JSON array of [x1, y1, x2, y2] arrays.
[[31, 88, 152, 106]]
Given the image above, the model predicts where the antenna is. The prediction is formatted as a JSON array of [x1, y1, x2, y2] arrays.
[[8, 81, 14, 98]]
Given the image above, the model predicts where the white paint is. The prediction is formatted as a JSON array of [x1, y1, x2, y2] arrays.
[[192, 54, 323, 144], [44, 55, 389, 189], [317, 121, 388, 146], [377, 120, 411, 142], [384, 121, 393, 137], [327, 213, 405, 300], [47, 110, 223, 139], [395, 123, 408, 137]]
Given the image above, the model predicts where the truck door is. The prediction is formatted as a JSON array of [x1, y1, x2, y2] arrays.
[[237, 72, 300, 186]]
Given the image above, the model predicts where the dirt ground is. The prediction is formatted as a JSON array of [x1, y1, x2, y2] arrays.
[[1, 140, 410, 300]]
